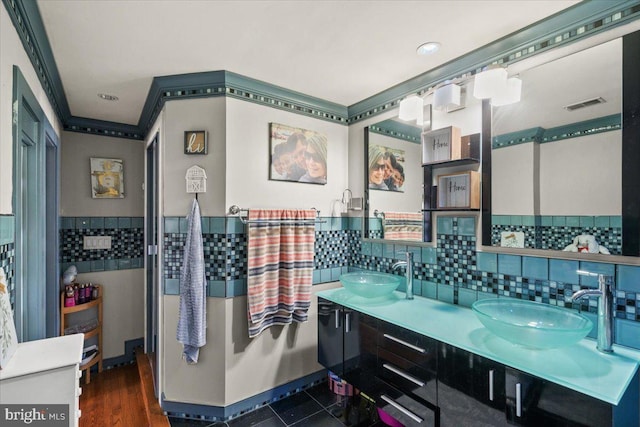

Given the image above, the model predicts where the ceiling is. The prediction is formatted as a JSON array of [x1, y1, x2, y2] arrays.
[[35, 1, 580, 128]]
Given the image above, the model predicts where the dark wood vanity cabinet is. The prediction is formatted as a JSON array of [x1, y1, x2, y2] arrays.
[[317, 297, 377, 380], [504, 368, 615, 427], [438, 343, 508, 427], [318, 300, 638, 427]]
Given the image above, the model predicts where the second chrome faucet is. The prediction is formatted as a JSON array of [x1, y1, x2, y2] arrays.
[[572, 271, 614, 353], [392, 252, 414, 300]]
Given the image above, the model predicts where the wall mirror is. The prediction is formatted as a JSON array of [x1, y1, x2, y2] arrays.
[[490, 38, 623, 255], [364, 89, 483, 242]]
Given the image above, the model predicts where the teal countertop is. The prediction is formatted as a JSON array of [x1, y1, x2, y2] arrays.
[[317, 287, 640, 405]]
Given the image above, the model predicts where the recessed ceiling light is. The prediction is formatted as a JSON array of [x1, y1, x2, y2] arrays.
[[417, 42, 441, 56], [97, 93, 119, 101]]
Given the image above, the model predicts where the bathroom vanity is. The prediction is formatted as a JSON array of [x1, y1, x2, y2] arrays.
[[317, 288, 640, 427]]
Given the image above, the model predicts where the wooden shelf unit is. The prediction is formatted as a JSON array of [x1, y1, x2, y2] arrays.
[[60, 284, 103, 384]]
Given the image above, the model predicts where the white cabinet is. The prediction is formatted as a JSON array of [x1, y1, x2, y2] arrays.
[[0, 334, 84, 427]]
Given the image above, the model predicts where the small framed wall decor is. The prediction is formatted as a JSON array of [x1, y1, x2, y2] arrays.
[[90, 158, 124, 198], [184, 130, 208, 155]]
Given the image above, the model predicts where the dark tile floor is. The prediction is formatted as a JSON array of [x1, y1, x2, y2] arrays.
[[169, 383, 382, 427]]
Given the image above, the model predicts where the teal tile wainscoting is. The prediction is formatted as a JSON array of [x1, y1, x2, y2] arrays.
[[59, 217, 144, 273], [163, 214, 640, 349], [163, 216, 359, 298]]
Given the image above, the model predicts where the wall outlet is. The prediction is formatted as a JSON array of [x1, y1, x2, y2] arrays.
[[83, 236, 112, 250]]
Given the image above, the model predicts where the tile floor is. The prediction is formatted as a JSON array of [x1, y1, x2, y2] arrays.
[[169, 383, 382, 427]]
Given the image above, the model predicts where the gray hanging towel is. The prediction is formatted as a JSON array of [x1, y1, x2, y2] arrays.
[[176, 198, 206, 364]]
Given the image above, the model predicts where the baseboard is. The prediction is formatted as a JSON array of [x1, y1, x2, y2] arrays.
[[163, 369, 327, 422], [102, 337, 144, 369]]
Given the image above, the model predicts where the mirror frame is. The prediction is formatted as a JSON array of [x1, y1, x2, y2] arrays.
[[481, 29, 640, 264]]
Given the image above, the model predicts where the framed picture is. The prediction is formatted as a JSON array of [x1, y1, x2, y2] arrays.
[[368, 144, 406, 192], [184, 130, 208, 155], [269, 123, 327, 185], [90, 158, 124, 198]]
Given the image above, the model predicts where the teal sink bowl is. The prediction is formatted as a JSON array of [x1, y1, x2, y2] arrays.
[[340, 272, 401, 298], [471, 299, 593, 349]]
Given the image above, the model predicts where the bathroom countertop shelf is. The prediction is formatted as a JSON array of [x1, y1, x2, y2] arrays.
[[317, 286, 640, 406]]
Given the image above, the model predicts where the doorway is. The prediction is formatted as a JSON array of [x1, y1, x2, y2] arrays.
[[12, 66, 59, 342], [145, 133, 160, 394]]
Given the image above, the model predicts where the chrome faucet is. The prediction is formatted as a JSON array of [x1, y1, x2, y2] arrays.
[[392, 252, 414, 300], [572, 271, 614, 353]]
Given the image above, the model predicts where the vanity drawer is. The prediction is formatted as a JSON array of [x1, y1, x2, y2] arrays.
[[377, 347, 437, 405], [378, 322, 436, 367], [373, 378, 438, 427]]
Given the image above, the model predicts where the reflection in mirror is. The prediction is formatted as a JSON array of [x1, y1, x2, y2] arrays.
[[491, 38, 622, 254], [366, 118, 425, 241], [365, 88, 483, 243]]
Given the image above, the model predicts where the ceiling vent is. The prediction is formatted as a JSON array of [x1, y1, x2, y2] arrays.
[[563, 97, 606, 111]]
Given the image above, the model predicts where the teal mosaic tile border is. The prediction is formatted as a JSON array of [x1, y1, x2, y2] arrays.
[[59, 217, 144, 273], [492, 114, 621, 148], [369, 120, 421, 143], [163, 217, 359, 297]]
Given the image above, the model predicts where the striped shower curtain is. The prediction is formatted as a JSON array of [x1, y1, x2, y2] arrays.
[[247, 209, 316, 338]]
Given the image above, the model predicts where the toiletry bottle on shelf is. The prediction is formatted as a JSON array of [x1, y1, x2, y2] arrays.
[[64, 285, 75, 307]]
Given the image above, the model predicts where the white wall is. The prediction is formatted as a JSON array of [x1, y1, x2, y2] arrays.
[[163, 97, 227, 217], [159, 95, 348, 407], [225, 97, 349, 216], [540, 131, 621, 215], [0, 5, 62, 214], [75, 270, 144, 359], [60, 131, 144, 216], [492, 143, 537, 215]]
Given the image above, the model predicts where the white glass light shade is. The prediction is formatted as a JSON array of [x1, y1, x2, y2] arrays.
[[399, 95, 424, 123], [491, 77, 522, 106], [433, 84, 461, 111], [473, 67, 507, 99]]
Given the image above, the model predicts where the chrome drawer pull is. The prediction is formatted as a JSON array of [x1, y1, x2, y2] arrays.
[[383, 334, 426, 354], [383, 363, 425, 387], [334, 309, 340, 329], [489, 369, 494, 401], [516, 383, 522, 417], [381, 395, 423, 424]]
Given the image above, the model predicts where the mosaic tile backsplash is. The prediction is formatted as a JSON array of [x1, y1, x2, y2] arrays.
[[491, 215, 622, 254], [59, 217, 144, 273]]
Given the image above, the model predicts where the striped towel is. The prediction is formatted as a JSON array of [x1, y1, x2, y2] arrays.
[[383, 212, 423, 241], [247, 209, 316, 338]]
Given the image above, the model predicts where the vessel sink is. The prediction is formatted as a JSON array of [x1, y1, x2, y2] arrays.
[[339, 272, 401, 298], [471, 299, 593, 349]]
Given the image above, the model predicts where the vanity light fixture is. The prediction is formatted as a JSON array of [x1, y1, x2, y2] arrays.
[[491, 76, 522, 106], [399, 95, 424, 125], [417, 42, 441, 56], [433, 83, 461, 111], [97, 93, 119, 101], [472, 66, 507, 100]]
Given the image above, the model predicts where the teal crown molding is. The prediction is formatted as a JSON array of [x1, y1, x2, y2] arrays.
[[138, 71, 349, 135], [4, 0, 640, 140], [369, 119, 421, 143], [492, 114, 621, 148]]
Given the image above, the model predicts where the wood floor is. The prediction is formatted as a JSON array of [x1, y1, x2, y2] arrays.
[[79, 363, 148, 427]]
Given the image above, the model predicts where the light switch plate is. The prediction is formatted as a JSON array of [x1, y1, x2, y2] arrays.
[[83, 235, 112, 250]]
